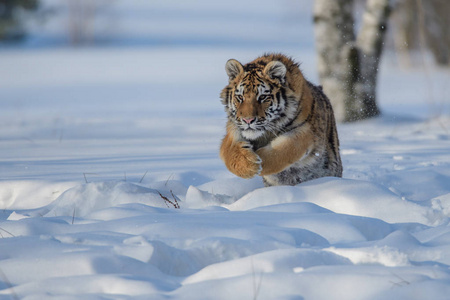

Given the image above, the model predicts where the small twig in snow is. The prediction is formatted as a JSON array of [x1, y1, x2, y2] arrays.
[[139, 170, 148, 183], [0, 227, 15, 238], [170, 190, 180, 209], [157, 191, 180, 209], [389, 272, 410, 287], [72, 208, 76, 225], [83, 173, 98, 184], [165, 173, 174, 186]]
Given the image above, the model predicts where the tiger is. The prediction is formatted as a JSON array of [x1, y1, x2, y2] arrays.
[[219, 53, 342, 186]]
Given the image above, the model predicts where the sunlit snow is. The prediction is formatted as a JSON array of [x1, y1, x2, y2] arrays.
[[1, 1, 450, 299]]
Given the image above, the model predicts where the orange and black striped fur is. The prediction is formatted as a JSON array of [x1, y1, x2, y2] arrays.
[[220, 53, 342, 186]]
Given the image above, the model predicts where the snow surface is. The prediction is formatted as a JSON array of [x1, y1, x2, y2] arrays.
[[1, 0, 450, 299]]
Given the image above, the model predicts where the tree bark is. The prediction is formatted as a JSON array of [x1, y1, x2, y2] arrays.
[[313, 0, 391, 122]]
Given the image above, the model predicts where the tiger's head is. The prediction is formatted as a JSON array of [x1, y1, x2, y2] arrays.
[[221, 57, 300, 140]]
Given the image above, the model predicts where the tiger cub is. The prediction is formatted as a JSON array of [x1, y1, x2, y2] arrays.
[[219, 53, 342, 186]]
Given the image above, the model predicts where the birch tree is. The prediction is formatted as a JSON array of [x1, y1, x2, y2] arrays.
[[313, 0, 391, 122]]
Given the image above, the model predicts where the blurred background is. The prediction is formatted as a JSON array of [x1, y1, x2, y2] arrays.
[[1, 0, 448, 67], [0, 0, 310, 48]]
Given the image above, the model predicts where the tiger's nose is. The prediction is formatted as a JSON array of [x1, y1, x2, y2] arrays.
[[242, 117, 255, 124]]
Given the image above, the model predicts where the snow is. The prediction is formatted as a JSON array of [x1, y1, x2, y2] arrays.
[[1, 0, 450, 299]]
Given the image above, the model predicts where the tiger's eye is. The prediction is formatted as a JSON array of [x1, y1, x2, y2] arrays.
[[258, 95, 269, 102], [236, 95, 244, 102]]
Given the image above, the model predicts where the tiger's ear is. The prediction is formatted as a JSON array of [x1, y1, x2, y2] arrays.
[[225, 59, 243, 80], [264, 61, 287, 84]]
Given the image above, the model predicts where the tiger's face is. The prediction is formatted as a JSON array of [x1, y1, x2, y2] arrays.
[[221, 59, 297, 140]]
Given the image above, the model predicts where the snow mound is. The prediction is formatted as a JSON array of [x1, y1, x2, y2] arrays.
[[228, 177, 441, 225], [45, 181, 180, 218], [0, 181, 76, 210], [184, 248, 352, 284], [42, 177, 448, 227]]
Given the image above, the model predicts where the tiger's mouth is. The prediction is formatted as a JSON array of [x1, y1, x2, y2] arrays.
[[238, 122, 266, 140], [240, 123, 257, 130], [239, 121, 259, 132]]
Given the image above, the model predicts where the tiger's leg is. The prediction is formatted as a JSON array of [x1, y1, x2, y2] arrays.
[[220, 131, 261, 179], [256, 130, 313, 176]]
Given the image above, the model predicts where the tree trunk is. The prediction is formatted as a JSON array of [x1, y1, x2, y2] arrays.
[[313, 0, 391, 122]]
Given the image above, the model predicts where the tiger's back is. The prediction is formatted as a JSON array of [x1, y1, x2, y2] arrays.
[[220, 53, 342, 186]]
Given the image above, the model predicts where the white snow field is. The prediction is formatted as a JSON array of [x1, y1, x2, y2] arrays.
[[1, 0, 450, 299]]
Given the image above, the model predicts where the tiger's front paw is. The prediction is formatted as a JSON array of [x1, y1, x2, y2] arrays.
[[229, 142, 261, 179]]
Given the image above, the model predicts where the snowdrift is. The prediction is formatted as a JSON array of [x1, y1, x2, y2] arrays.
[[2, 175, 450, 299]]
